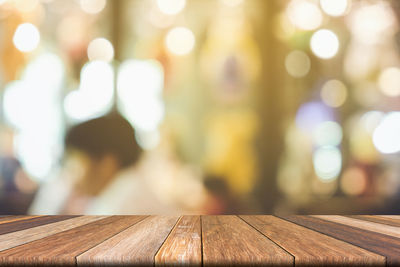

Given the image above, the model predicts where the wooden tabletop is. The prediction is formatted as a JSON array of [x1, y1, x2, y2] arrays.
[[0, 215, 398, 266]]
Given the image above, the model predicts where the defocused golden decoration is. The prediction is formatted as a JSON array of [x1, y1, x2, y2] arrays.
[[204, 109, 259, 195]]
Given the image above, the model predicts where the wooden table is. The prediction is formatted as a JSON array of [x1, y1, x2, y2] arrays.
[[0, 215, 399, 266]]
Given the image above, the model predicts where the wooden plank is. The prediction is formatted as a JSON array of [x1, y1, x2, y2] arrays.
[[155, 215, 201, 266], [0, 215, 77, 235], [280, 215, 400, 266], [241, 215, 385, 266], [349, 215, 400, 228], [202, 215, 293, 266], [314, 215, 400, 239], [0, 216, 146, 266], [77, 216, 179, 266], [0, 216, 106, 251], [0, 216, 41, 225], [379, 215, 400, 220]]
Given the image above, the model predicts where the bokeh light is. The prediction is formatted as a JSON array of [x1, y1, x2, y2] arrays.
[[13, 23, 40, 52], [87, 38, 114, 62], [135, 130, 161, 150], [3, 81, 31, 129], [347, 2, 397, 45], [310, 29, 339, 59], [80, 0, 106, 14], [1, 0, 400, 215], [313, 146, 342, 181], [221, 0, 244, 7], [373, 112, 400, 154], [13, 0, 40, 13], [64, 61, 114, 121], [117, 59, 164, 132], [165, 27, 195, 56], [285, 50, 311, 78], [320, 0, 349, 17], [296, 101, 335, 133], [349, 122, 380, 164], [360, 111, 384, 134], [340, 167, 367, 196], [320, 79, 347, 107], [156, 0, 186, 15], [378, 67, 400, 97], [286, 0, 323, 31], [313, 121, 343, 147]]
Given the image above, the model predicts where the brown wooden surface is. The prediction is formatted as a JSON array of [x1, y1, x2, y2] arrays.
[[202, 215, 293, 266], [77, 216, 179, 266], [155, 215, 202, 266], [0, 215, 76, 235], [0, 215, 399, 266], [0, 216, 106, 251], [0, 216, 146, 266], [349, 215, 400, 228], [380, 215, 400, 219], [241, 215, 385, 266], [280, 215, 400, 266], [314, 215, 400, 238], [0, 216, 40, 225]]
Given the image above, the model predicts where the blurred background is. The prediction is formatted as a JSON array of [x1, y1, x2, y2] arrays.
[[0, 0, 399, 215]]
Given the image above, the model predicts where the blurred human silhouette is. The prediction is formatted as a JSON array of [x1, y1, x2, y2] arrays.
[[29, 112, 180, 214], [202, 175, 243, 214]]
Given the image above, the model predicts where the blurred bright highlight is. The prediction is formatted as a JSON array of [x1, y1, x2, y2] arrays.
[[87, 38, 114, 63], [165, 27, 195, 56], [373, 112, 400, 154], [310, 29, 339, 59], [13, 23, 40, 53]]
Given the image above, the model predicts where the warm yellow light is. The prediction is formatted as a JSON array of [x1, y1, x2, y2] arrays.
[[220, 0, 243, 7], [87, 37, 114, 62], [165, 27, 195, 56], [80, 0, 106, 14], [310, 29, 339, 59], [286, 0, 323, 31], [320, 79, 347, 107], [13, 23, 40, 52], [378, 67, 400, 97], [348, 2, 396, 45], [156, 0, 185, 15], [284, 50, 311, 78], [320, 0, 349, 17], [13, 0, 39, 13]]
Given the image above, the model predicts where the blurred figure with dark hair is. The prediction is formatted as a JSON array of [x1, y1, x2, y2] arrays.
[[202, 175, 243, 214], [29, 112, 179, 214]]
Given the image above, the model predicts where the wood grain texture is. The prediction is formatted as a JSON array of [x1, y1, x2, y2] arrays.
[[202, 215, 293, 266], [77, 215, 179, 266], [0, 216, 106, 251], [280, 215, 400, 266], [0, 216, 41, 225], [348, 215, 400, 228], [314, 215, 400, 239], [241, 215, 385, 266], [379, 215, 400, 220], [0, 215, 76, 235], [155, 215, 201, 266], [0, 216, 146, 266]]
